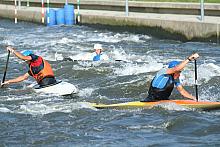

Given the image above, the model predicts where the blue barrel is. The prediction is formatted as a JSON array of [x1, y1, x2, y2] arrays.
[[56, 8, 65, 25], [64, 5, 75, 25], [46, 9, 56, 26]]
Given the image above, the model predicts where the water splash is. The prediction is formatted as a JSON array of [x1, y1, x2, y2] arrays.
[[155, 102, 189, 111], [113, 62, 163, 76], [179, 63, 220, 86], [78, 88, 95, 97]]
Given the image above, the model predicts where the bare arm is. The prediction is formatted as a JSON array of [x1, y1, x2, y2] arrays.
[[176, 85, 195, 100], [4, 73, 30, 85], [7, 46, 32, 61], [166, 59, 189, 74], [166, 53, 199, 75]]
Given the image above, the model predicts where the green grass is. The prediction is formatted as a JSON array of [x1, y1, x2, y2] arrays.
[[132, 0, 219, 3]]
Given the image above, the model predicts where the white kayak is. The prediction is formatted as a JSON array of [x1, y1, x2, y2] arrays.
[[33, 81, 78, 96]]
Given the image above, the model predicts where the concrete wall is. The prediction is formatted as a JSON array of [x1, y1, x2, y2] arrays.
[[2, 0, 220, 16], [0, 1, 219, 42], [0, 4, 42, 23], [80, 10, 220, 41]]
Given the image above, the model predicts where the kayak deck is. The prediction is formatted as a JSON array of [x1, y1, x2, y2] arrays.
[[34, 81, 78, 96], [91, 100, 220, 111]]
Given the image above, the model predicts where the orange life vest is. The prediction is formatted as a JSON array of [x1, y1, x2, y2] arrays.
[[29, 58, 54, 83]]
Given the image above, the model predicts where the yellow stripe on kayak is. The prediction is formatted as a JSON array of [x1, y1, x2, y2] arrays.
[[91, 100, 220, 110]]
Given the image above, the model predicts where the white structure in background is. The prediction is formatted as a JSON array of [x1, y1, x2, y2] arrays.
[[200, 0, 204, 21], [77, 0, 80, 22], [41, 0, 45, 23], [47, 0, 50, 24], [27, 0, 29, 7], [18, 0, 21, 9], [14, 0, 17, 23], [125, 0, 129, 16]]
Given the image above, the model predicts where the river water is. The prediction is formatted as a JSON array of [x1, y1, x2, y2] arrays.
[[0, 19, 220, 146]]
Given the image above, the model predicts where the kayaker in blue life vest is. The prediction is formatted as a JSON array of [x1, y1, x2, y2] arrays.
[[92, 44, 109, 61], [1, 46, 57, 87], [142, 53, 199, 102]]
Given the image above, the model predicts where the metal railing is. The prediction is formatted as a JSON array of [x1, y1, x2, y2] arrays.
[[5, 0, 218, 23], [200, 0, 204, 21]]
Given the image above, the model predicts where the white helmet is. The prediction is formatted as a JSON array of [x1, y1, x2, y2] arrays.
[[94, 44, 103, 50]]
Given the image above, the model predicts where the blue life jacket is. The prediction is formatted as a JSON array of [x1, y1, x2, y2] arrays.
[[144, 69, 181, 102], [146, 76, 175, 101], [93, 54, 101, 61]]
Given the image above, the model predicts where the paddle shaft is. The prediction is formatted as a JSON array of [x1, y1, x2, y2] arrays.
[[194, 59, 198, 101], [62, 57, 126, 62], [1, 51, 10, 87]]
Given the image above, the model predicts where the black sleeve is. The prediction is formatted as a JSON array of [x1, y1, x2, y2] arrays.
[[30, 54, 38, 62], [28, 70, 33, 76]]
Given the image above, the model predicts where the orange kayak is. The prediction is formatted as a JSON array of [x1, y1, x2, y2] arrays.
[[91, 100, 220, 111]]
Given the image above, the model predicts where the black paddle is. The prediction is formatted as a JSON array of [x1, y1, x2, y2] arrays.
[[1, 50, 10, 88], [62, 57, 127, 62], [194, 59, 198, 101]]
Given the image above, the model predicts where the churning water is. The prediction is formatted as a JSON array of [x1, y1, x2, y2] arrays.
[[0, 19, 220, 146]]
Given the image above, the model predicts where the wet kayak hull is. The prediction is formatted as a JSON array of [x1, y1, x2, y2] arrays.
[[91, 100, 220, 111], [34, 81, 77, 96]]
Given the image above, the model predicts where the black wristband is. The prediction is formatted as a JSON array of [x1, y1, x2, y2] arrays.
[[187, 57, 191, 61]]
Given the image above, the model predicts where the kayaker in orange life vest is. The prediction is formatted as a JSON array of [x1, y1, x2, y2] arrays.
[[1, 46, 57, 87]]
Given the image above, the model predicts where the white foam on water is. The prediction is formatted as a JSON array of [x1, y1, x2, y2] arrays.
[[69, 47, 129, 62], [104, 78, 146, 90], [16, 100, 94, 116], [174, 62, 220, 86], [73, 60, 104, 68], [198, 63, 220, 83], [155, 102, 189, 111], [77, 102, 98, 111], [41, 53, 57, 62], [127, 121, 174, 130], [56, 37, 76, 44], [113, 62, 163, 76], [86, 32, 151, 43], [85, 33, 119, 43], [0, 28, 6, 31], [0, 107, 12, 113], [69, 53, 90, 61], [2, 40, 15, 46], [0, 95, 33, 102], [39, 50, 68, 62], [199, 86, 220, 102], [0, 52, 9, 58], [54, 52, 64, 61], [38, 39, 154, 63], [66, 45, 131, 62], [46, 37, 77, 47], [78, 88, 96, 97], [108, 47, 131, 62]]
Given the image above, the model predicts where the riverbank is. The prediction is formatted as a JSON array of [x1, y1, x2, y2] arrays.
[[0, 1, 219, 42]]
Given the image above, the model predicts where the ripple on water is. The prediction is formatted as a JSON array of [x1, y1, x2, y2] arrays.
[[0, 19, 220, 146]]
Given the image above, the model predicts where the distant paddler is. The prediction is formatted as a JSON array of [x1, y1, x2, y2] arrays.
[[1, 46, 57, 87], [92, 44, 109, 61], [81, 44, 109, 61], [142, 53, 199, 102]]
